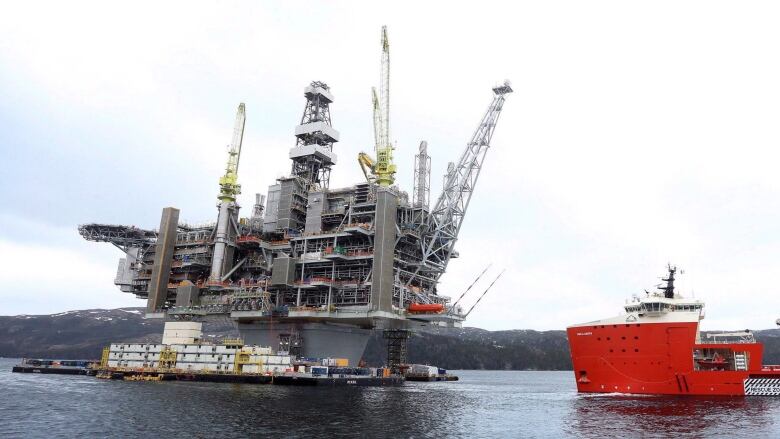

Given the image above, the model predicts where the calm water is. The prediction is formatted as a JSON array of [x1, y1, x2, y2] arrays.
[[2, 358, 779, 438]]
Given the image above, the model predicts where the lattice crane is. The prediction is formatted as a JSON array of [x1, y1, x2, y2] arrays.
[[210, 103, 246, 282], [218, 103, 247, 202], [359, 25, 396, 187], [418, 81, 513, 277]]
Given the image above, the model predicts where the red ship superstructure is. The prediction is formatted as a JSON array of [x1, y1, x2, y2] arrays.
[[567, 266, 780, 396]]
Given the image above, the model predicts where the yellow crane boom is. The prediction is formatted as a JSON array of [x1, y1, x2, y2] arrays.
[[219, 103, 246, 201], [358, 26, 396, 187]]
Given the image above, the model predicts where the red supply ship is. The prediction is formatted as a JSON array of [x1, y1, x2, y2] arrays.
[[567, 266, 780, 396]]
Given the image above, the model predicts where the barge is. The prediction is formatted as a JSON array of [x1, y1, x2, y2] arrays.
[[96, 369, 273, 384], [273, 375, 403, 386], [404, 364, 459, 382], [12, 358, 97, 375], [85, 337, 412, 387]]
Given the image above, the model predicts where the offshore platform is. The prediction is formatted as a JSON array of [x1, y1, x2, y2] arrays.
[[79, 27, 512, 367]]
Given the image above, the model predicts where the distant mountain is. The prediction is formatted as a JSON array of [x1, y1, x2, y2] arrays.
[[363, 327, 572, 370], [2, 308, 780, 371], [0, 309, 234, 359]]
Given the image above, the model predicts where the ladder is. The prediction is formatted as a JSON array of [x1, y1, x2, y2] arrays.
[[158, 347, 178, 370], [100, 347, 110, 368], [734, 353, 748, 371]]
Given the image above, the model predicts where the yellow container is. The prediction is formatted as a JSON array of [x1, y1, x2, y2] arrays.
[[334, 358, 349, 367]]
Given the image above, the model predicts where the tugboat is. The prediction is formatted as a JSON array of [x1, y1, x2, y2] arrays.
[[567, 266, 780, 396]]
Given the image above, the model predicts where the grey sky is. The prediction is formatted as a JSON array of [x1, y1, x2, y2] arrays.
[[1, 1, 779, 330]]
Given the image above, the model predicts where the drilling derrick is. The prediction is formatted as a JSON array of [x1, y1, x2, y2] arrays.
[[267, 83, 340, 233], [210, 103, 246, 284], [291, 82, 338, 190]]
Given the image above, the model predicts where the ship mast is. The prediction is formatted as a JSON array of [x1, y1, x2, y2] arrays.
[[660, 265, 677, 299]]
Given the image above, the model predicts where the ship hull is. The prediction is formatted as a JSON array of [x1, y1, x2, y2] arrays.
[[567, 321, 780, 396], [272, 375, 403, 386], [12, 366, 89, 375]]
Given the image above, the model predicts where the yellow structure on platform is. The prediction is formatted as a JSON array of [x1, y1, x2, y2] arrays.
[[233, 347, 264, 373], [218, 103, 246, 202], [158, 347, 177, 370], [359, 26, 396, 187], [100, 347, 110, 368], [222, 338, 244, 347]]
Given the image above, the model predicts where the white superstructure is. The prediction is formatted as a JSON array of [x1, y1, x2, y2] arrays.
[[569, 266, 706, 328], [161, 321, 203, 345], [107, 342, 292, 374]]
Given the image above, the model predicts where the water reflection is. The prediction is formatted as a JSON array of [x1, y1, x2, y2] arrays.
[[4, 363, 780, 439], [567, 394, 778, 438]]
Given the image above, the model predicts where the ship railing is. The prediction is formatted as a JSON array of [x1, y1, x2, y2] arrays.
[[700, 331, 757, 344]]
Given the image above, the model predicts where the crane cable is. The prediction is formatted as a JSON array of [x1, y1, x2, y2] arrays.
[[448, 264, 491, 315], [464, 269, 506, 318]]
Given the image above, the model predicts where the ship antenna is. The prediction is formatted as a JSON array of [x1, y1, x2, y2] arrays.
[[660, 264, 677, 299]]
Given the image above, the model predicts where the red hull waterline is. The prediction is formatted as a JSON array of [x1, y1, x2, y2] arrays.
[[567, 267, 780, 396]]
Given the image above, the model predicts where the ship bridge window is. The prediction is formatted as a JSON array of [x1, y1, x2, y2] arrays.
[[676, 304, 702, 311]]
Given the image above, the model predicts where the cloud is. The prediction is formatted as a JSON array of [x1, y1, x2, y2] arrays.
[[2, 1, 780, 330], [0, 236, 141, 314]]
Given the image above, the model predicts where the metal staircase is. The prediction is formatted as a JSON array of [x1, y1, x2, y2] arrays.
[[734, 353, 748, 371]]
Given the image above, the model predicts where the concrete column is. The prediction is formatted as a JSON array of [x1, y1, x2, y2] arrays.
[[370, 188, 397, 312], [209, 201, 232, 282], [147, 207, 179, 312]]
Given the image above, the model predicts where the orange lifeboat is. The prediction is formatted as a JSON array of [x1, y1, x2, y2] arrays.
[[407, 303, 444, 313]]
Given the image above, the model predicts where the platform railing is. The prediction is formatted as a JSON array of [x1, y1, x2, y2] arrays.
[[699, 331, 757, 344]]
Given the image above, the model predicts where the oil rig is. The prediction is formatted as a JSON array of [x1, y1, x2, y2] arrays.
[[79, 27, 512, 367]]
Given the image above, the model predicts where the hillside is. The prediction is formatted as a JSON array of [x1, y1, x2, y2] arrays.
[[3, 308, 780, 370], [0, 309, 234, 359]]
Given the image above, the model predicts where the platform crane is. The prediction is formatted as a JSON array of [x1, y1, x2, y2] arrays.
[[359, 25, 396, 187], [416, 81, 513, 281], [218, 103, 246, 202], [209, 103, 246, 283]]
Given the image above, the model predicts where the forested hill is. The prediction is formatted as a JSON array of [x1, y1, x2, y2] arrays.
[[3, 308, 780, 370]]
